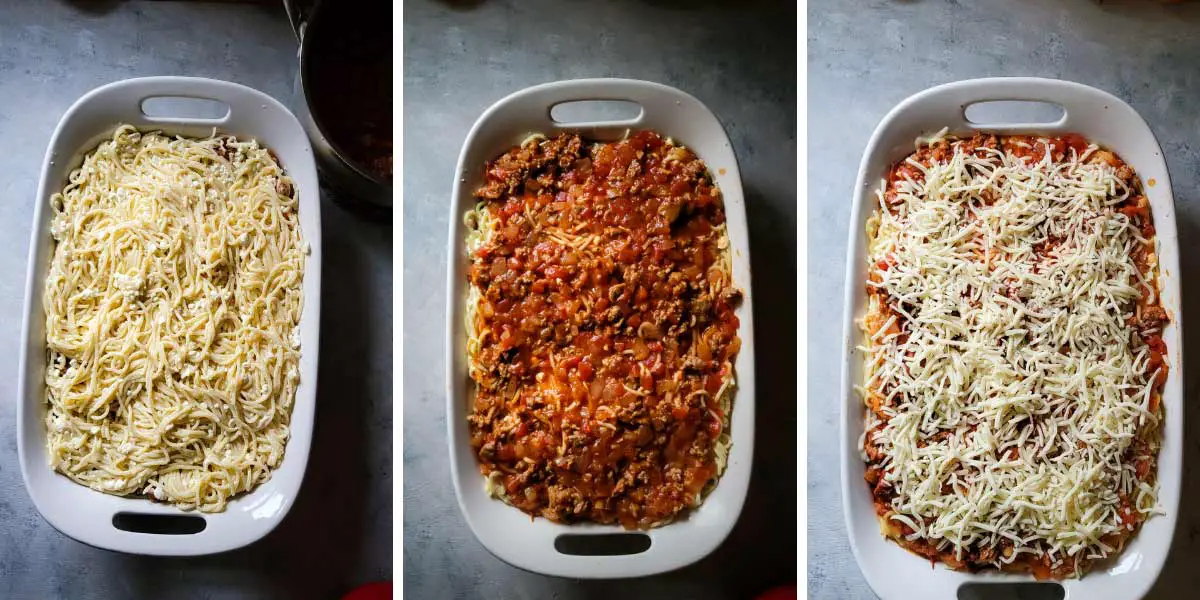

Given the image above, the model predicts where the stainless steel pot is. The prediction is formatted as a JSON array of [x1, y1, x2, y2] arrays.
[[285, 0, 392, 218]]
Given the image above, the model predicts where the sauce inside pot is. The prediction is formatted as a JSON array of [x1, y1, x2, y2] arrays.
[[306, 2, 393, 183]]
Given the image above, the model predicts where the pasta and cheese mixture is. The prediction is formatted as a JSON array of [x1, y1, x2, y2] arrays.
[[44, 126, 304, 513]]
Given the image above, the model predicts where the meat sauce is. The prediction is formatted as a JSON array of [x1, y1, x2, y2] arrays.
[[466, 131, 741, 529]]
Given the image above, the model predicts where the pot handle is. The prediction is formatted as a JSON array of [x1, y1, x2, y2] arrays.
[[282, 0, 307, 44]]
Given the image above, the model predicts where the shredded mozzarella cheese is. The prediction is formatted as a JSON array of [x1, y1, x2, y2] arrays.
[[862, 135, 1162, 573]]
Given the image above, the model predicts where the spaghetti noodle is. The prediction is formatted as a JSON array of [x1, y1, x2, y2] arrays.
[[43, 125, 305, 513]]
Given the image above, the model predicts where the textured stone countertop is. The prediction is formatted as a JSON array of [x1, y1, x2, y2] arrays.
[[0, 2, 392, 598], [402, 0, 796, 598], [810, 1, 1200, 598]]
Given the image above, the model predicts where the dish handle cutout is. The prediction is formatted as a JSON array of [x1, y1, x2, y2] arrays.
[[553, 532, 652, 556], [140, 96, 232, 123], [112, 512, 207, 535], [958, 583, 1065, 600], [550, 100, 643, 126], [963, 100, 1066, 127]]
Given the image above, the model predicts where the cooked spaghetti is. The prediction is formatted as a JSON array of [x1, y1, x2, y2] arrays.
[[43, 125, 305, 513], [859, 130, 1166, 578], [464, 131, 741, 529]]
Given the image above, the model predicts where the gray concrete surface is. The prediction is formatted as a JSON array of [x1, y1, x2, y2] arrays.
[[0, 2, 392, 598], [402, 0, 797, 598], [809, 1, 1200, 598]]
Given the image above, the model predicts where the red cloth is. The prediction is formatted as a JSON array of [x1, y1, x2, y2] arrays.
[[756, 585, 797, 600], [342, 582, 392, 600]]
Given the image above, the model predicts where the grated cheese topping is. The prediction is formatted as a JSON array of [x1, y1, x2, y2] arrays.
[[861, 134, 1163, 575]]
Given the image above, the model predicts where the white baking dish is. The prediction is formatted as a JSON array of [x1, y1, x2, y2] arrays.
[[445, 78, 756, 579], [839, 77, 1183, 599], [17, 77, 322, 556]]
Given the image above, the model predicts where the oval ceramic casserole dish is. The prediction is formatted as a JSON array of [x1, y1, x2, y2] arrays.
[[445, 78, 756, 578], [17, 77, 322, 556], [840, 78, 1183, 600]]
